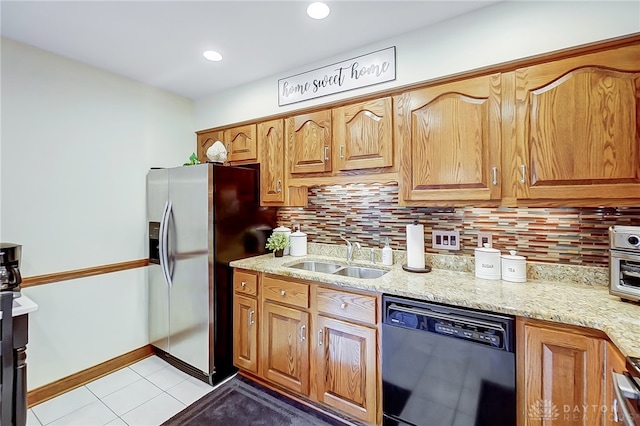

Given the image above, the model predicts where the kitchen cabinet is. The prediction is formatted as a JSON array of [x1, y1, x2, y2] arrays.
[[511, 43, 640, 205], [332, 97, 393, 172], [224, 124, 258, 163], [196, 129, 224, 163], [257, 119, 308, 207], [517, 318, 605, 426], [287, 110, 332, 175], [606, 341, 627, 425], [233, 270, 380, 424], [313, 287, 378, 424], [395, 73, 502, 204], [233, 270, 259, 374], [260, 275, 310, 395]]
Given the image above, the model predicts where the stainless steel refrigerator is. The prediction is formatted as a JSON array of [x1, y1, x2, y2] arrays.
[[146, 163, 275, 384]]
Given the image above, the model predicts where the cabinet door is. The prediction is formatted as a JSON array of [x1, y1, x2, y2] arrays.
[[314, 316, 377, 424], [519, 322, 604, 425], [196, 129, 224, 163], [233, 295, 258, 373], [224, 124, 257, 162], [395, 73, 502, 203], [333, 97, 393, 171], [287, 110, 332, 174], [606, 341, 627, 426], [258, 119, 285, 203], [261, 301, 310, 394], [513, 43, 640, 203]]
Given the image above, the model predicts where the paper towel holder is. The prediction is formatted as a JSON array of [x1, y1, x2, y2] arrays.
[[402, 264, 432, 273]]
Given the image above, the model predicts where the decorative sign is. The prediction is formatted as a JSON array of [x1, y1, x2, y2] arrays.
[[278, 46, 396, 106]]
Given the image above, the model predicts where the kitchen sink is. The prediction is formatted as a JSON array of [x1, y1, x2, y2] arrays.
[[333, 266, 387, 279], [287, 261, 388, 279], [287, 261, 343, 274]]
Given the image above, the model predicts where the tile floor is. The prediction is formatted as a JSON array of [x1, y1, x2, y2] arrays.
[[27, 356, 220, 426]]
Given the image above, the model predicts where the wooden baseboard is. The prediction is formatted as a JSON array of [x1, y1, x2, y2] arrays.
[[27, 345, 154, 407]]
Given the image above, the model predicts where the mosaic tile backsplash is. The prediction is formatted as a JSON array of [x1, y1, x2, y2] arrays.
[[277, 183, 640, 267]]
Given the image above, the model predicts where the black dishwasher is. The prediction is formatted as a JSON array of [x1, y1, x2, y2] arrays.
[[382, 295, 515, 426]]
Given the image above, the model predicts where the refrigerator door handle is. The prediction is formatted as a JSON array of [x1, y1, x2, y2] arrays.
[[159, 200, 172, 288]]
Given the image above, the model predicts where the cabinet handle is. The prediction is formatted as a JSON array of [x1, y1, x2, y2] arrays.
[[339, 145, 344, 159], [280, 290, 286, 296], [225, 142, 230, 152], [241, 281, 246, 288], [324, 146, 329, 161], [276, 179, 282, 193], [613, 398, 619, 423], [300, 325, 306, 341], [318, 330, 323, 346], [340, 302, 348, 309], [492, 167, 498, 186], [520, 164, 526, 184], [248, 310, 255, 326]]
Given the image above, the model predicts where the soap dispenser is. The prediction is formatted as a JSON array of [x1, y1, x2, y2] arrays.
[[382, 237, 393, 266]]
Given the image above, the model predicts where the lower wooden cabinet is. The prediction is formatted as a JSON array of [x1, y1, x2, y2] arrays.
[[233, 294, 258, 373], [232, 270, 379, 425], [261, 301, 310, 394], [517, 318, 606, 426], [314, 315, 377, 424]]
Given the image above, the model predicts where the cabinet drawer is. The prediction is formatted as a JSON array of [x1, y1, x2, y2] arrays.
[[316, 287, 377, 325], [234, 270, 258, 296], [263, 276, 309, 309]]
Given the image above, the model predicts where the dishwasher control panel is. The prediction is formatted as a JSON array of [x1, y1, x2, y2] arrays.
[[383, 294, 515, 352]]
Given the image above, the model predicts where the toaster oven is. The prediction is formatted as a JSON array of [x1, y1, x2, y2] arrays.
[[610, 226, 640, 302]]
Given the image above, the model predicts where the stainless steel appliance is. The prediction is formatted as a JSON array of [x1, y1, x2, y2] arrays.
[[0, 243, 26, 426], [147, 163, 275, 384], [612, 357, 640, 425], [382, 295, 516, 426], [610, 226, 640, 302]]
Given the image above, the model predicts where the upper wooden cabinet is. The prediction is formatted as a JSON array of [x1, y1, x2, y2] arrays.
[[396, 73, 502, 204], [258, 119, 285, 204], [333, 97, 393, 171], [258, 119, 308, 207], [224, 124, 258, 163], [511, 43, 640, 204], [287, 110, 332, 174], [196, 129, 224, 163]]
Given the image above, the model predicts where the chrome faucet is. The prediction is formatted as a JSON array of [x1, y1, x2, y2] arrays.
[[341, 236, 361, 263]]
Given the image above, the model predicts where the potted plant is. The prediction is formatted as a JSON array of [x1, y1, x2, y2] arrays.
[[265, 232, 290, 257]]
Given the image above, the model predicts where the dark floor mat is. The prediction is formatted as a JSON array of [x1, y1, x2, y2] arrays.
[[162, 375, 349, 426]]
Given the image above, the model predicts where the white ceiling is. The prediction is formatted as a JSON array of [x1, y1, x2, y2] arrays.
[[1, 1, 501, 100]]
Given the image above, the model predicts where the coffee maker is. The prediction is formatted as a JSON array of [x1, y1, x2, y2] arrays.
[[0, 243, 24, 426], [0, 243, 22, 293]]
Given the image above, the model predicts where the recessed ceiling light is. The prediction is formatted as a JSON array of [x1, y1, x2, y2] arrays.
[[203, 50, 223, 62], [307, 2, 330, 20]]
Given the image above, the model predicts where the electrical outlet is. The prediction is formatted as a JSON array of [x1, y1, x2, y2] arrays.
[[478, 232, 493, 247], [432, 230, 460, 250]]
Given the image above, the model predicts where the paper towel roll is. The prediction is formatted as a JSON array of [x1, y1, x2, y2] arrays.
[[406, 222, 425, 269]]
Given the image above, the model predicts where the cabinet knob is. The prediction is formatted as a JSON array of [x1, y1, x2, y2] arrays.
[[280, 290, 286, 296], [276, 179, 282, 193], [324, 146, 330, 161], [340, 302, 348, 309], [241, 281, 246, 288]]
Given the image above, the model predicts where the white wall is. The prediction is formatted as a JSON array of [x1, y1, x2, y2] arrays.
[[194, 0, 640, 130], [0, 38, 194, 389]]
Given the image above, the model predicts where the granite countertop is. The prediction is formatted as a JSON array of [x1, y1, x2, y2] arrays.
[[230, 251, 640, 358]]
